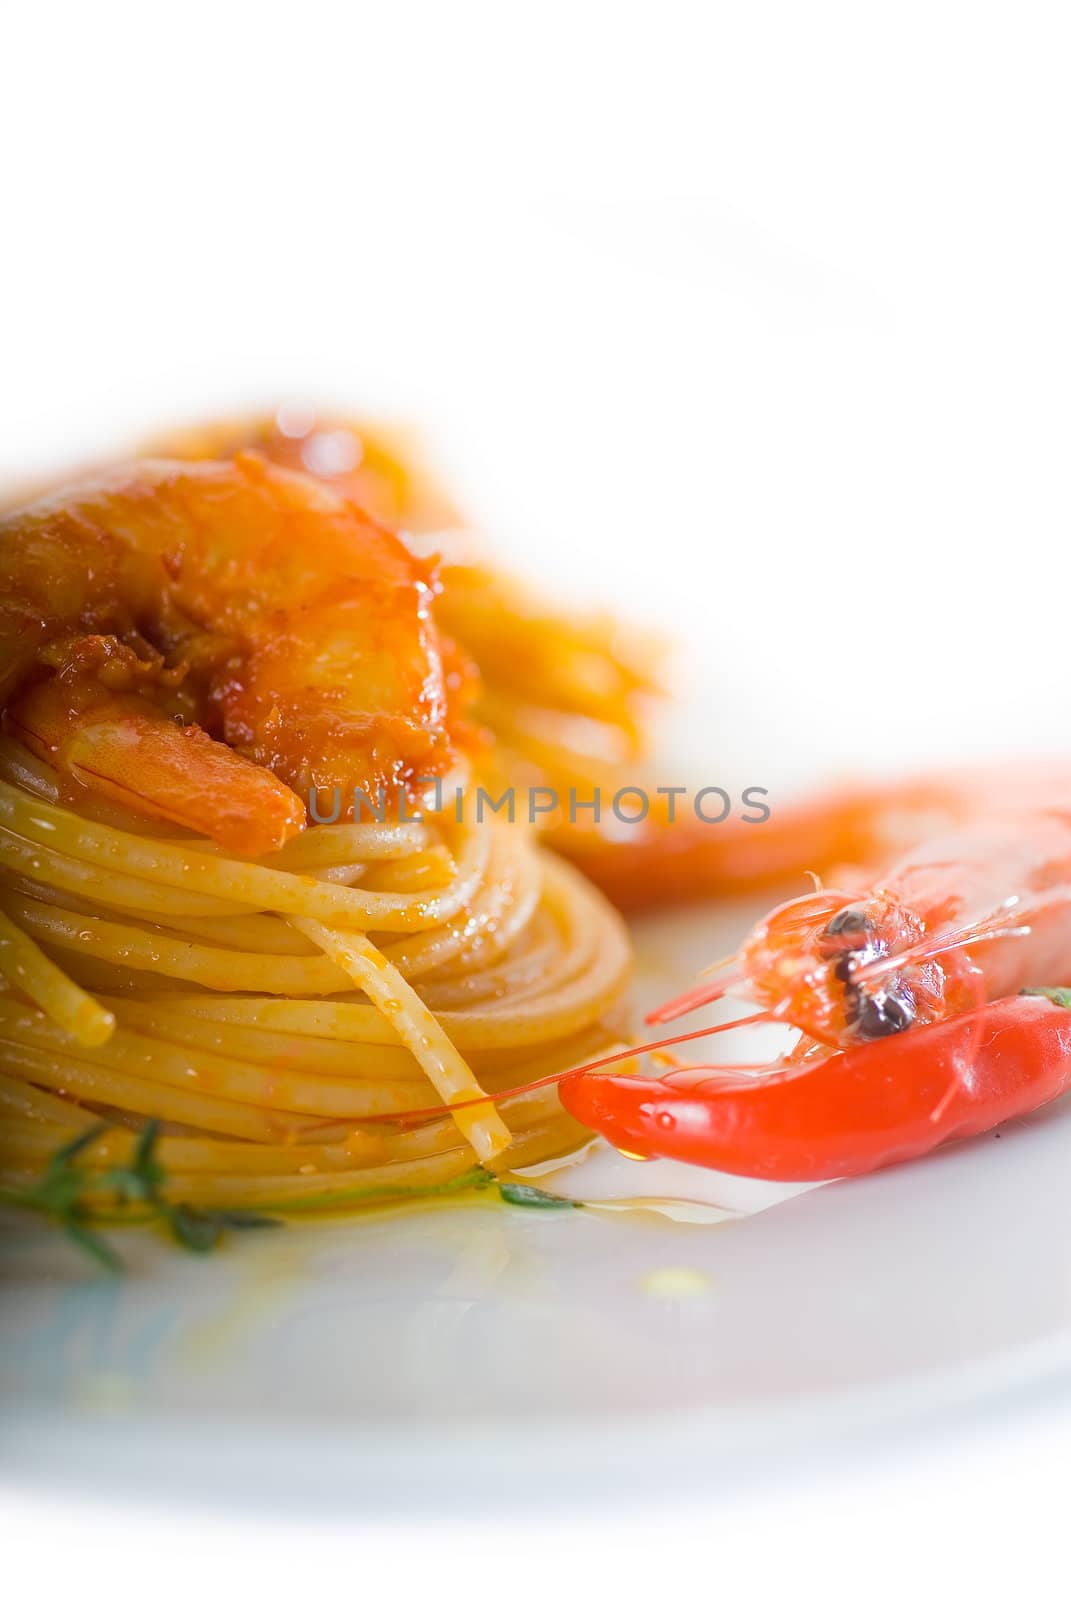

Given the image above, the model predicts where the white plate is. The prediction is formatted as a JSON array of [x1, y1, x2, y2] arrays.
[[5, 896, 1071, 1513]]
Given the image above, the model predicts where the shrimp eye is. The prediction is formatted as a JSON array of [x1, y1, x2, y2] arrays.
[[824, 906, 873, 940], [821, 905, 881, 968], [849, 985, 916, 1040]]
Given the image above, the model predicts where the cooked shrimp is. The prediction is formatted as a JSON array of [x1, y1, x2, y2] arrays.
[[650, 765, 1071, 1044], [559, 769, 1071, 1179], [0, 454, 465, 854], [148, 410, 668, 819]]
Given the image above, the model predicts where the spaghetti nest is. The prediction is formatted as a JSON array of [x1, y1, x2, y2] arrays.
[[0, 742, 631, 1213]]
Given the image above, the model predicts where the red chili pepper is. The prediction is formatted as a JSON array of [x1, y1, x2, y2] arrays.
[[558, 991, 1071, 1182]]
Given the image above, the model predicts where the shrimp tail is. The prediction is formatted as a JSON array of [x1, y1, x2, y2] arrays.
[[7, 675, 306, 855]]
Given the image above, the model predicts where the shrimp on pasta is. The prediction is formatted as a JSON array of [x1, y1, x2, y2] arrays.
[[0, 453, 632, 1206], [1, 453, 467, 855]]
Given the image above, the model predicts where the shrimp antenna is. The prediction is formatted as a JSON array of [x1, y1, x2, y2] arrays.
[[336, 1008, 778, 1129], [697, 950, 740, 979], [857, 900, 1034, 983], [646, 963, 746, 1024]]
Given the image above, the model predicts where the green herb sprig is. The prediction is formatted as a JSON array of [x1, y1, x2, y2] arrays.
[[498, 1180, 579, 1210], [0, 1120, 279, 1270], [1025, 987, 1071, 1008], [0, 1124, 582, 1270]]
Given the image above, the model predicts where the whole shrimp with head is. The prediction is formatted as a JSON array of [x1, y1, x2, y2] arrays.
[[0, 453, 469, 855], [561, 773, 1071, 1179]]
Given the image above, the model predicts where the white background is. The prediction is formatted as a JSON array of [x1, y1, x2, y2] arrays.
[[3, 1, 1070, 1593]]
